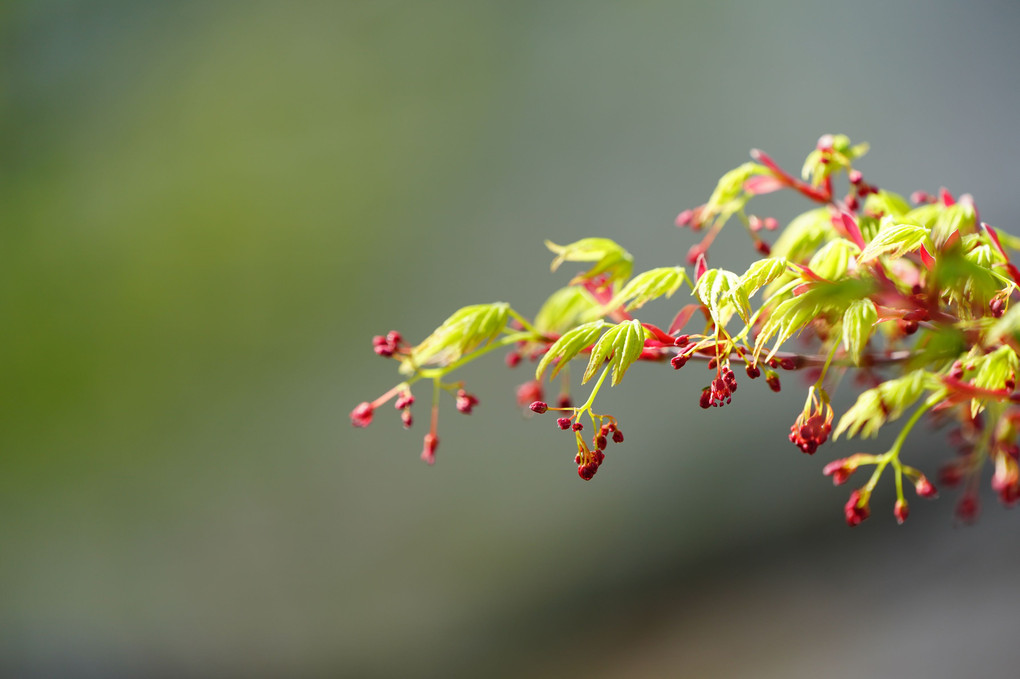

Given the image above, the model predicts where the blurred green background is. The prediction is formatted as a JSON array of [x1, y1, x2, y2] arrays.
[[4, 1, 1020, 677]]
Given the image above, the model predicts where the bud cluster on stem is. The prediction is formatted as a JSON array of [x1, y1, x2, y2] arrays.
[[351, 135, 1020, 528]]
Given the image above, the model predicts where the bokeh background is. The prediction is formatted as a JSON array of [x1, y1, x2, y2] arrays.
[[4, 1, 1020, 677]]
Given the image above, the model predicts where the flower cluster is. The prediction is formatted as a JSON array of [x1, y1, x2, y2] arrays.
[[789, 387, 833, 455]]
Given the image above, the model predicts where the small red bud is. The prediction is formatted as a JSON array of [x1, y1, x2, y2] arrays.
[[505, 351, 522, 368], [595, 435, 608, 450], [350, 402, 375, 428], [675, 209, 695, 227], [844, 490, 870, 527], [571, 422, 583, 432], [556, 417, 571, 430], [385, 330, 402, 346], [754, 240, 771, 256], [421, 433, 439, 465], [763, 217, 778, 231], [914, 476, 938, 498], [745, 363, 761, 379], [955, 494, 978, 523], [612, 429, 624, 444], [766, 371, 781, 392], [699, 389, 712, 409], [516, 380, 544, 408], [401, 410, 413, 428], [670, 354, 688, 370], [673, 334, 690, 347], [529, 401, 548, 414], [894, 499, 909, 525], [848, 169, 863, 185], [990, 298, 1006, 318]]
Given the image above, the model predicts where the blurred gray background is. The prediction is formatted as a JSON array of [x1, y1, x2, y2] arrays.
[[3, 1, 1020, 677]]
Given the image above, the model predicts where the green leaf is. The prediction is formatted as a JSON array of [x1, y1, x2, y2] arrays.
[[969, 345, 1019, 415], [582, 319, 650, 386], [841, 298, 877, 365], [545, 238, 634, 285], [770, 207, 833, 263], [605, 266, 690, 311], [408, 303, 510, 369], [834, 370, 936, 440], [739, 257, 789, 298], [535, 320, 607, 382], [863, 190, 911, 219], [857, 219, 931, 263], [694, 268, 741, 324], [755, 277, 874, 362], [809, 239, 858, 281], [533, 286, 602, 335]]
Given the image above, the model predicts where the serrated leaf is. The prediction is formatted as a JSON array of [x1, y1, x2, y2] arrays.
[[857, 220, 931, 263], [770, 207, 833, 263], [605, 266, 689, 312], [841, 298, 877, 365], [535, 320, 607, 382], [545, 238, 634, 285], [969, 345, 1019, 416], [739, 258, 789, 298], [694, 268, 740, 323], [834, 370, 935, 440], [808, 239, 858, 281], [863, 190, 911, 219], [582, 319, 650, 386], [533, 286, 601, 335], [408, 303, 510, 369], [755, 277, 874, 362]]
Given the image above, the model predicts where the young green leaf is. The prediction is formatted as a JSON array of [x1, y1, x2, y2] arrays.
[[834, 370, 936, 439], [533, 286, 602, 335], [605, 266, 690, 311], [863, 190, 912, 219], [770, 207, 833, 263], [841, 298, 878, 365], [535, 320, 607, 382], [694, 268, 741, 323], [582, 319, 650, 386], [739, 257, 789, 298], [545, 238, 634, 285], [808, 239, 858, 281], [857, 220, 931, 263], [407, 303, 510, 369]]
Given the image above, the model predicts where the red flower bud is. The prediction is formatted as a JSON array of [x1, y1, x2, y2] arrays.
[[456, 389, 479, 414], [754, 240, 771, 256], [673, 334, 690, 347], [612, 430, 624, 444], [421, 433, 439, 465], [516, 380, 544, 408], [529, 401, 549, 414], [914, 476, 938, 498], [766, 372, 781, 392], [350, 402, 375, 428], [894, 499, 909, 525], [595, 435, 608, 451], [556, 417, 571, 430], [571, 422, 583, 432], [670, 354, 688, 370], [955, 494, 978, 523], [401, 410, 413, 428], [844, 490, 870, 527], [505, 351, 522, 368]]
